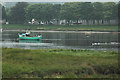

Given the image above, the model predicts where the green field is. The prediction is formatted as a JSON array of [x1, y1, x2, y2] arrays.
[[2, 48, 119, 78], [2, 24, 119, 31]]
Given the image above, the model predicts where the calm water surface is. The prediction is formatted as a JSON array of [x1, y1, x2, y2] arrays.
[[1, 31, 119, 51]]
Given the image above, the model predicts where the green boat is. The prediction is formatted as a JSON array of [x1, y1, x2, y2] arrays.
[[18, 33, 42, 41]]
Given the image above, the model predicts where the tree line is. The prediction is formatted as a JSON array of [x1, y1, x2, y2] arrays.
[[1, 2, 119, 25]]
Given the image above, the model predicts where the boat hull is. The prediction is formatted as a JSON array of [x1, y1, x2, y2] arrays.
[[19, 35, 42, 40]]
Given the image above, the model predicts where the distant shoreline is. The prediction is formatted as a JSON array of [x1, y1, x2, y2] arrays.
[[2, 24, 119, 32], [2, 30, 120, 33]]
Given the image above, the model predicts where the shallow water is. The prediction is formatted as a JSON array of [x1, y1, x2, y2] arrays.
[[1, 31, 119, 51]]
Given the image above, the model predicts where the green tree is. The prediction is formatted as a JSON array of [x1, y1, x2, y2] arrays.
[[70, 2, 82, 24], [9, 2, 28, 24], [24, 2, 118, 25], [0, 4, 2, 20], [60, 3, 76, 25], [80, 2, 94, 25], [6, 8, 12, 23], [0, 4, 7, 20], [52, 4, 61, 25], [103, 2, 116, 24], [26, 4, 44, 23], [2, 6, 7, 20], [118, 2, 120, 25], [26, 4, 55, 24], [112, 3, 118, 20], [92, 2, 104, 25], [42, 4, 54, 24]]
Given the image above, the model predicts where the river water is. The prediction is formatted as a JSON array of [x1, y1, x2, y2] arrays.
[[0, 31, 119, 51]]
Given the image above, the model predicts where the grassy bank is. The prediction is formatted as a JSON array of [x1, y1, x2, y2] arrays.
[[2, 48, 119, 78], [2, 24, 119, 31]]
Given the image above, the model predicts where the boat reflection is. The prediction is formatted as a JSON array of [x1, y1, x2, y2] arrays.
[[19, 39, 42, 43]]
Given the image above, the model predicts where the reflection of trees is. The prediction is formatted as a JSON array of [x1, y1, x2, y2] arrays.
[[42, 32, 118, 47], [63, 33, 91, 46]]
